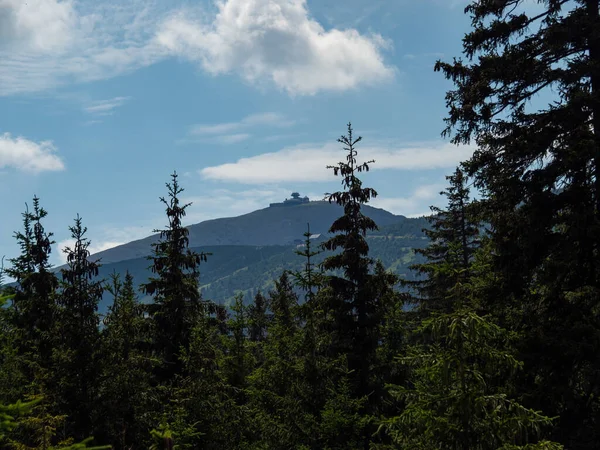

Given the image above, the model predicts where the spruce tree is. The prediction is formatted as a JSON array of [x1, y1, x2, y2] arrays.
[[141, 171, 210, 380], [56, 215, 103, 441], [247, 291, 268, 344], [293, 224, 324, 304], [435, 1, 600, 446], [319, 123, 397, 448], [6, 197, 58, 372], [380, 310, 562, 450], [320, 123, 378, 396], [246, 272, 311, 449], [292, 224, 326, 424], [408, 167, 480, 313], [98, 271, 152, 447]]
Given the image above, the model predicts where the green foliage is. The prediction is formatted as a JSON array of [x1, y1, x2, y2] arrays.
[[4, 63, 600, 449], [381, 310, 559, 450], [318, 123, 401, 447], [1, 396, 109, 450], [0, 398, 40, 440]]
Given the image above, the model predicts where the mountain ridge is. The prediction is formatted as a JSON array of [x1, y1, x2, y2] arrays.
[[91, 201, 409, 265]]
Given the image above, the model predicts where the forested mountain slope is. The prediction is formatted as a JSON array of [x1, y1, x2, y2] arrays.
[[95, 220, 430, 312]]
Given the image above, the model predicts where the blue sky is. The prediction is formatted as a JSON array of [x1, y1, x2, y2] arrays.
[[0, 0, 479, 268]]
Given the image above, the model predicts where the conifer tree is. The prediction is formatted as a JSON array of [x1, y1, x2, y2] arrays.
[[320, 123, 378, 396], [168, 304, 241, 449], [0, 259, 28, 418], [293, 224, 324, 304], [380, 310, 562, 450], [6, 197, 58, 371], [98, 271, 152, 447], [0, 398, 39, 441], [408, 167, 480, 313], [292, 224, 326, 422], [55, 215, 103, 441], [246, 272, 311, 449], [319, 123, 398, 448], [222, 294, 251, 393], [435, 1, 600, 446], [141, 171, 210, 380], [247, 291, 268, 344]]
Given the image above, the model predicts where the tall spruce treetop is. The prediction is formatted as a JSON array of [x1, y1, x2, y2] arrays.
[[320, 124, 379, 364], [322, 123, 378, 279], [141, 171, 210, 378], [57, 215, 104, 441], [60, 215, 103, 328], [6, 197, 58, 369], [409, 167, 480, 313], [7, 197, 58, 310], [320, 124, 390, 449]]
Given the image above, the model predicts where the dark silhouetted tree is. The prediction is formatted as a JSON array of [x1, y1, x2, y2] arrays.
[[141, 171, 211, 380], [435, 1, 600, 446], [56, 215, 103, 440]]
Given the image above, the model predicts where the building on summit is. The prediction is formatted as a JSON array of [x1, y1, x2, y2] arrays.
[[269, 192, 310, 207]]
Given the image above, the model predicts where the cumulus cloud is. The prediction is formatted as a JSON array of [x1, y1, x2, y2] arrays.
[[199, 141, 475, 184], [0, 0, 78, 53], [0, 132, 65, 173], [0, 0, 395, 96], [155, 0, 395, 95]]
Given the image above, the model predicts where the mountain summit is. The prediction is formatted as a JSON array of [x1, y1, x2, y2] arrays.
[[92, 200, 406, 265]]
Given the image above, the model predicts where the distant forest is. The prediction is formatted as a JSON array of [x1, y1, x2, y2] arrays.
[[1, 1, 600, 449]]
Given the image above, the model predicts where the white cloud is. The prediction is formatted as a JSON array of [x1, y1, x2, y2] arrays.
[[0, 0, 395, 96], [0, 0, 78, 53], [191, 112, 294, 135], [0, 132, 65, 173], [84, 96, 131, 115], [155, 0, 395, 95], [214, 133, 252, 144], [199, 141, 475, 184], [0, 0, 170, 95], [183, 112, 295, 145], [370, 183, 444, 217]]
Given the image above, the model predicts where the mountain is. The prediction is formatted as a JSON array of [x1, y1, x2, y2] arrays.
[[95, 229, 429, 313], [14, 200, 430, 313], [92, 216, 430, 313], [92, 201, 407, 264]]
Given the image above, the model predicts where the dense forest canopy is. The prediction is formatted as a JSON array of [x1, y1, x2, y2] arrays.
[[1, 0, 599, 448]]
